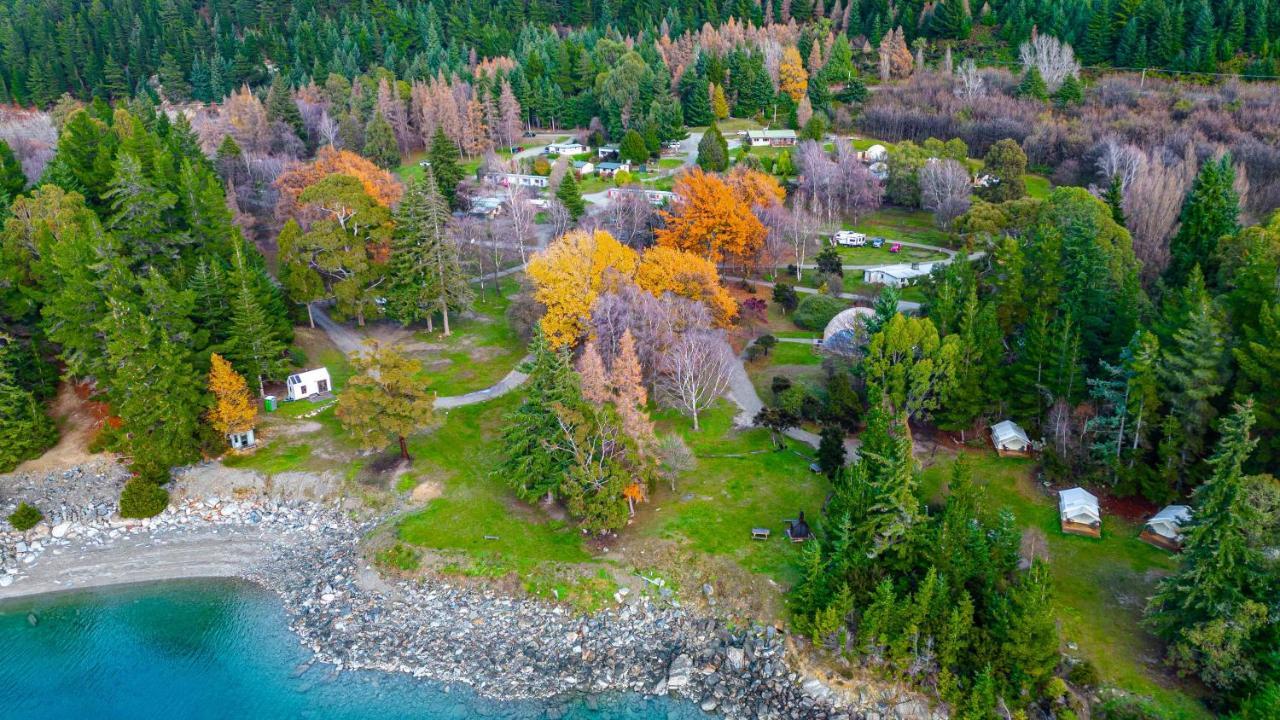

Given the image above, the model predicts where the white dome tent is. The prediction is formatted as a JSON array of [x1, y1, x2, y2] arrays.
[[821, 306, 875, 358]]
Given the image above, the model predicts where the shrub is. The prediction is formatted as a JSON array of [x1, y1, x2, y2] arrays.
[[1067, 659, 1099, 688], [8, 502, 43, 531], [119, 480, 170, 518], [375, 542, 421, 572], [793, 294, 847, 330], [756, 334, 778, 355], [745, 344, 766, 362], [771, 375, 793, 398]]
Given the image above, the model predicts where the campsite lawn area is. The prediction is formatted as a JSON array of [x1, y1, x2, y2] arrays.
[[395, 394, 593, 574], [834, 243, 950, 266], [919, 451, 1209, 720], [640, 402, 828, 585], [411, 276, 526, 397], [843, 207, 955, 248]]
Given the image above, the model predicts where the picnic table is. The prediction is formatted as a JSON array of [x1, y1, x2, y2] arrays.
[[751, 527, 771, 540]]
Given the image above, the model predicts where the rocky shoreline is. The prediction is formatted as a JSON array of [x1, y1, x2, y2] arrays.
[[2, 463, 941, 720]]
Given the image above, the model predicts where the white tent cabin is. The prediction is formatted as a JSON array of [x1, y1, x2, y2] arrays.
[[286, 368, 332, 401], [227, 428, 256, 450], [990, 420, 1032, 457], [1059, 487, 1101, 538], [1142, 505, 1192, 551]]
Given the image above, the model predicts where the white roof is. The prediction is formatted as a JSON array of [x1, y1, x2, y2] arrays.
[[288, 367, 329, 384], [822, 306, 875, 342], [746, 129, 797, 139], [991, 420, 1029, 445], [865, 264, 932, 281], [1059, 487, 1100, 523], [1146, 505, 1191, 534]]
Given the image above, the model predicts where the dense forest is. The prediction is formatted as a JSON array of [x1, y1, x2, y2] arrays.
[[1, 0, 1278, 107]]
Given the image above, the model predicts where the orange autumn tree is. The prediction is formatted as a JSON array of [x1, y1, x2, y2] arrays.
[[207, 353, 257, 444], [779, 46, 809, 102], [527, 229, 639, 348], [655, 168, 768, 268], [275, 147, 403, 219], [635, 246, 738, 327], [727, 166, 786, 209]]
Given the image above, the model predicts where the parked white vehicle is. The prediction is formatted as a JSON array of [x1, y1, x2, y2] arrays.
[[833, 230, 867, 247]]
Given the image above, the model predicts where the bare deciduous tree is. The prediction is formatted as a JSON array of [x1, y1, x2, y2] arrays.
[[600, 190, 660, 249], [1124, 144, 1197, 286], [1019, 34, 1080, 93], [658, 329, 735, 431], [501, 184, 539, 264], [317, 110, 340, 148], [761, 204, 820, 280], [919, 158, 973, 227], [956, 59, 985, 99], [1094, 137, 1143, 189]]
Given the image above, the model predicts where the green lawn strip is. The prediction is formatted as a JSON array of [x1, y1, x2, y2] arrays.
[[1025, 174, 1053, 199], [223, 441, 312, 475], [657, 158, 684, 169], [646, 403, 827, 585], [834, 244, 949, 266], [920, 452, 1209, 719], [411, 277, 525, 396], [844, 208, 955, 248], [768, 342, 823, 366], [688, 118, 763, 134], [396, 396, 591, 572]]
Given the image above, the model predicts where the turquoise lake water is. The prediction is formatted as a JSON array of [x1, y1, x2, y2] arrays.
[[0, 579, 708, 719]]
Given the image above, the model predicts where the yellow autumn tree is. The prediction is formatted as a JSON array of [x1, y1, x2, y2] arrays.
[[207, 353, 258, 439], [635, 246, 738, 327], [779, 46, 809, 102], [711, 84, 730, 120], [655, 168, 767, 267], [527, 229, 639, 348], [726, 166, 786, 209]]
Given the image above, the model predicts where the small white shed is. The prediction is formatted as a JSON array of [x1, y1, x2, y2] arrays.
[[991, 420, 1032, 456], [286, 368, 332, 401], [1142, 505, 1192, 550], [227, 428, 256, 450], [1059, 487, 1101, 537]]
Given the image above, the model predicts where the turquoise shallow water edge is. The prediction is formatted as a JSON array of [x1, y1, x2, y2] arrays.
[[0, 578, 709, 719]]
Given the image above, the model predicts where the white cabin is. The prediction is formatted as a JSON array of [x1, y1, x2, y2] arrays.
[[1059, 487, 1101, 536], [991, 420, 1032, 456], [1144, 505, 1192, 549], [743, 129, 798, 147], [545, 142, 586, 156], [286, 368, 332, 401]]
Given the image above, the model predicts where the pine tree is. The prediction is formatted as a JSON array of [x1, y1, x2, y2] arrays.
[[386, 169, 473, 334], [497, 331, 578, 502], [1016, 66, 1049, 100], [679, 70, 714, 127], [104, 152, 182, 269], [1156, 270, 1228, 489], [1052, 73, 1083, 108], [100, 299, 204, 482], [223, 241, 287, 396], [817, 424, 847, 477], [1103, 173, 1126, 227], [265, 74, 306, 141], [556, 170, 586, 219], [1146, 402, 1276, 694], [427, 127, 463, 208], [0, 337, 58, 472], [1167, 155, 1240, 288], [618, 129, 649, 165], [336, 341, 435, 461], [206, 352, 257, 441], [697, 122, 729, 171], [0, 139, 26, 199], [1233, 304, 1280, 469], [363, 111, 401, 169]]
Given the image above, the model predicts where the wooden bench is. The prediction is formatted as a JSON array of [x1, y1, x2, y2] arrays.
[[751, 528, 771, 541]]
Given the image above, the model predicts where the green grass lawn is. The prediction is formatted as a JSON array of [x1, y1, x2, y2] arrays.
[[920, 451, 1209, 720], [396, 152, 481, 183], [689, 117, 763, 134], [768, 341, 823, 366], [1025, 174, 1053, 200], [657, 158, 684, 169], [844, 207, 956, 248], [396, 395, 593, 573], [644, 402, 828, 583], [834, 243, 949, 266], [412, 277, 525, 396]]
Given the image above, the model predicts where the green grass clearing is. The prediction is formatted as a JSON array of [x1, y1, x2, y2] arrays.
[[920, 451, 1208, 720]]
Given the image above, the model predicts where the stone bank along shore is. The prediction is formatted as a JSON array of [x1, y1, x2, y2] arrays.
[[1, 464, 941, 720]]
